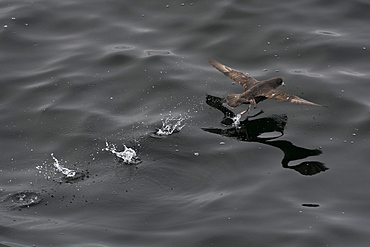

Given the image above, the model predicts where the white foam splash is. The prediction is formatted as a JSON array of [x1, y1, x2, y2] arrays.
[[103, 141, 140, 164], [51, 153, 76, 178], [156, 115, 187, 136], [232, 113, 243, 127]]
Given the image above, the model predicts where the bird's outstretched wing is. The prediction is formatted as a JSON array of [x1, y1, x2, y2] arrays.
[[208, 58, 258, 90], [264, 89, 322, 107]]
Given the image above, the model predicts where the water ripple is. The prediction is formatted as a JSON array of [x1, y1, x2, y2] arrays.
[[2, 191, 44, 210]]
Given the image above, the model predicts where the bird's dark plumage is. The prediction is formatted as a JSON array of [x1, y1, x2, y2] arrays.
[[208, 58, 322, 108]]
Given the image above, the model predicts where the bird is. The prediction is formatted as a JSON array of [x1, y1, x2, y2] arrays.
[[208, 58, 323, 112]]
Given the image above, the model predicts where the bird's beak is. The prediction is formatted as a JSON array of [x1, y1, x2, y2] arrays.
[[282, 82, 285, 86]]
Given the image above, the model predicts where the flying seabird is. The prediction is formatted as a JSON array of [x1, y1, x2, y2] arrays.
[[208, 58, 323, 111]]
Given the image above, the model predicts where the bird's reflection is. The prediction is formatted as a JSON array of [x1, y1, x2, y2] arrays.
[[203, 94, 328, 176]]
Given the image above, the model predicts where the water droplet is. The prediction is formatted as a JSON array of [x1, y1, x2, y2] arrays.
[[166, 4, 170, 8], [267, 42, 271, 45], [363, 47, 366, 50], [181, 3, 185, 6], [220, 142, 225, 145], [263, 69, 267, 72], [352, 133, 356, 136], [194, 152, 199, 156], [4, 24, 8, 28], [11, 17, 16, 21]]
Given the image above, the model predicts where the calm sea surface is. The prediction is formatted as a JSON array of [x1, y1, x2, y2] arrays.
[[1, 0, 370, 246]]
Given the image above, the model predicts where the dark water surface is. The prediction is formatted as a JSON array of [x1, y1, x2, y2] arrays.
[[1, 0, 370, 246]]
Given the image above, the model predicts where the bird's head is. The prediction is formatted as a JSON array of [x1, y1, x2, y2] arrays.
[[270, 77, 285, 88], [277, 78, 285, 86]]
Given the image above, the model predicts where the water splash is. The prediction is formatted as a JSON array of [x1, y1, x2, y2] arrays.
[[232, 113, 243, 127], [36, 155, 87, 183], [103, 141, 141, 164], [51, 153, 76, 178], [155, 115, 187, 136]]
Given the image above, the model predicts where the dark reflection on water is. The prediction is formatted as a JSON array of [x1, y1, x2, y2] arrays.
[[203, 94, 328, 176]]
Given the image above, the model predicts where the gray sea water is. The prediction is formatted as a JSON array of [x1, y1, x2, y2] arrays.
[[1, 0, 370, 246]]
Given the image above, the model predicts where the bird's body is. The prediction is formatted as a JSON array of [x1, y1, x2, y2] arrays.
[[208, 58, 322, 109]]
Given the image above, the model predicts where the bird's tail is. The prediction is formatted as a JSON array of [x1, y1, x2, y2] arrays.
[[226, 94, 244, 108]]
